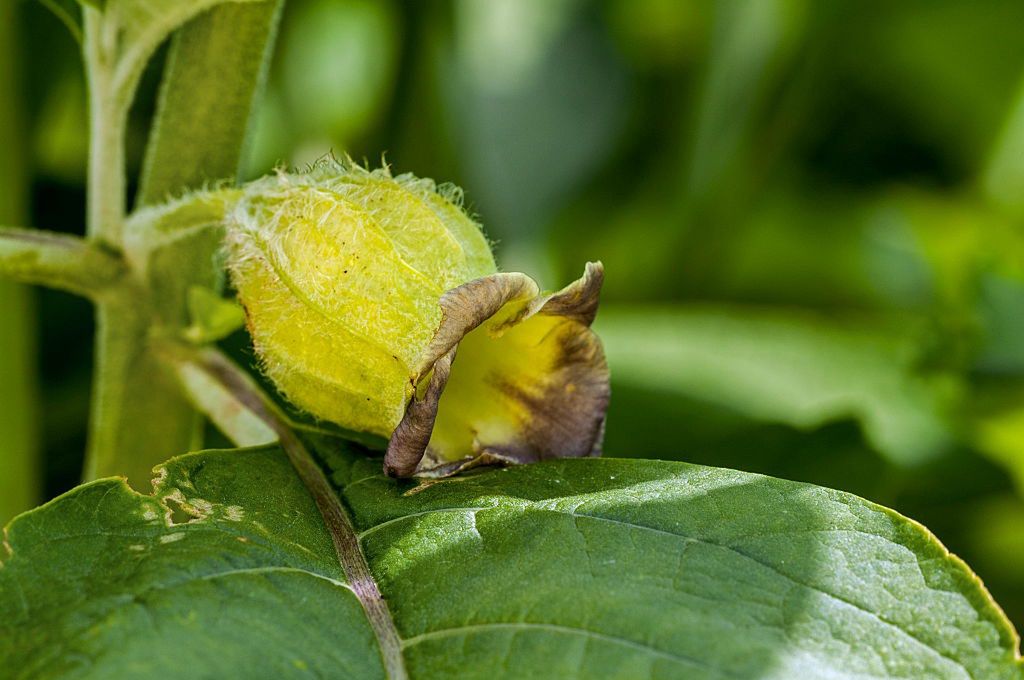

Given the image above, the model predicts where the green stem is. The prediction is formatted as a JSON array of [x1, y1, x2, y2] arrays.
[[0, 283, 35, 524], [168, 343, 277, 447], [0, 0, 34, 524], [85, 294, 201, 486], [0, 227, 126, 298], [78, 7, 221, 486], [81, 8, 196, 486], [78, 3, 283, 487], [83, 10, 126, 246]]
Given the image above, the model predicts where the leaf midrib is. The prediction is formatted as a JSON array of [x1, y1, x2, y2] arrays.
[[184, 351, 409, 679]]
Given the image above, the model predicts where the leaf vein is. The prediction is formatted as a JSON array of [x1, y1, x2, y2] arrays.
[[400, 622, 743, 678], [356, 507, 490, 541]]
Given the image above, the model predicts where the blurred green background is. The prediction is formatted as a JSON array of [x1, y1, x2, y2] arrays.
[[4, 0, 1024, 629]]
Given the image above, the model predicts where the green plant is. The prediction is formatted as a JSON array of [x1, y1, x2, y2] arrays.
[[1, 2, 1022, 678]]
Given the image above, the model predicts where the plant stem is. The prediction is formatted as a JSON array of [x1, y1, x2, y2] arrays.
[[0, 0, 35, 524], [84, 294, 202, 486], [80, 9, 202, 486], [83, 10, 126, 246], [170, 348, 277, 447], [166, 345, 407, 680], [78, 3, 285, 486], [0, 228, 126, 298]]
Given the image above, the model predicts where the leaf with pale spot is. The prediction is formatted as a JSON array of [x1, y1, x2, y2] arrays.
[[0, 435, 1020, 679]]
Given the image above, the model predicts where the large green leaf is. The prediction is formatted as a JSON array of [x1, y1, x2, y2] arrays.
[[1, 436, 1020, 678]]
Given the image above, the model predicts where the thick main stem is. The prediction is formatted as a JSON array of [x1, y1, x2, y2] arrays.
[[81, 11, 200, 486], [85, 295, 201, 486]]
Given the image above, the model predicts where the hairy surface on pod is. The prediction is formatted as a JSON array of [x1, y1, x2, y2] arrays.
[[227, 162, 609, 477]]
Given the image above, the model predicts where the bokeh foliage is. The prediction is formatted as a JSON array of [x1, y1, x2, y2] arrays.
[[8, 0, 1024, 629]]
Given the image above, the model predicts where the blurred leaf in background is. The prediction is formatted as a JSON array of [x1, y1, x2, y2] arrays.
[[245, 0, 400, 175], [441, 0, 630, 272], [597, 306, 958, 466]]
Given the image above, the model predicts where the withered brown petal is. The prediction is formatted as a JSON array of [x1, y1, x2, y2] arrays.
[[384, 263, 609, 478], [384, 348, 455, 478]]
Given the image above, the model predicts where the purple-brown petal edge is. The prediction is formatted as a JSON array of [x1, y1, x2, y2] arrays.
[[383, 262, 609, 478]]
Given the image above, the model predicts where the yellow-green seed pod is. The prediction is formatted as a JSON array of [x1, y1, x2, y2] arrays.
[[226, 161, 609, 477]]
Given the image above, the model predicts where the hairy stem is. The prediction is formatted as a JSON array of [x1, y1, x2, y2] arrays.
[[83, 10, 126, 246], [80, 7, 196, 487], [163, 344, 407, 680], [78, 4, 285, 485], [85, 295, 201, 486], [0, 227, 126, 298]]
